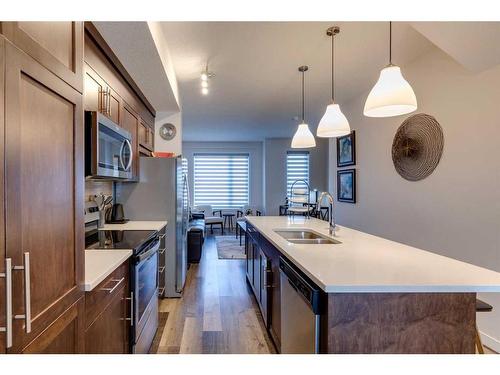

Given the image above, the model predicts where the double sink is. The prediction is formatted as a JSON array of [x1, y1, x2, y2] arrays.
[[274, 229, 341, 245]]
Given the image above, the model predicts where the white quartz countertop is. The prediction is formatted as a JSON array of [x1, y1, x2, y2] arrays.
[[246, 216, 500, 293], [101, 220, 168, 231], [84, 250, 133, 291]]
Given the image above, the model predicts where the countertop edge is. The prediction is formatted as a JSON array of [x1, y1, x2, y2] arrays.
[[101, 220, 168, 231], [84, 250, 133, 292]]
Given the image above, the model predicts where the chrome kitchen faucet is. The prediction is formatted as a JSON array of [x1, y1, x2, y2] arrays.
[[317, 192, 336, 236]]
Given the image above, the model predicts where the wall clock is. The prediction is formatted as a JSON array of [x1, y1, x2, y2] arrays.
[[159, 123, 177, 140]]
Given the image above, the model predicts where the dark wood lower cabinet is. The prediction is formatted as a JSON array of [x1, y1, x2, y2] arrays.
[[85, 285, 129, 353], [22, 297, 85, 354], [245, 224, 277, 348], [84, 261, 130, 354]]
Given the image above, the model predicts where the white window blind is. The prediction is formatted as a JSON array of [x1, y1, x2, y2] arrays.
[[286, 151, 310, 199], [182, 157, 189, 206], [194, 154, 250, 209]]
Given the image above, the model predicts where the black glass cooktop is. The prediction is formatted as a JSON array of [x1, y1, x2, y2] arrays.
[[86, 230, 158, 254]]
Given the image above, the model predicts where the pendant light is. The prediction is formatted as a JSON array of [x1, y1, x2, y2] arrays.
[[291, 66, 316, 149], [364, 22, 417, 117], [317, 26, 350, 138]]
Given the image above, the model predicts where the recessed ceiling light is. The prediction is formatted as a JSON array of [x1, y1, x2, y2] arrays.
[[201, 87, 209, 95], [201, 81, 208, 88]]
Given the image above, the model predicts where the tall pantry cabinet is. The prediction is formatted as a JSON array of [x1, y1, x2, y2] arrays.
[[0, 22, 85, 353]]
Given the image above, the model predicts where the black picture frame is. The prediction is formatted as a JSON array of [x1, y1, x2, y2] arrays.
[[337, 169, 356, 203], [336, 130, 356, 167]]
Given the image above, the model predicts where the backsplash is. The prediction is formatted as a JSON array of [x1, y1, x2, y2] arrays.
[[85, 180, 113, 202]]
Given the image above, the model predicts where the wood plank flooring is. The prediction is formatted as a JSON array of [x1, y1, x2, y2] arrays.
[[154, 234, 276, 354]]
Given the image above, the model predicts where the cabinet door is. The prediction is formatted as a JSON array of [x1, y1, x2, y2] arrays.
[[4, 41, 84, 353], [0, 22, 83, 92], [84, 65, 104, 113], [85, 285, 128, 354], [108, 88, 121, 125], [259, 250, 270, 327], [22, 298, 84, 354], [245, 233, 253, 284], [138, 120, 148, 149], [0, 36, 5, 354], [84, 65, 120, 125], [122, 105, 139, 179], [252, 240, 261, 299]]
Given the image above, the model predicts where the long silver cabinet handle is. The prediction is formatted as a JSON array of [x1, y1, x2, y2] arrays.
[[100, 277, 125, 294], [125, 292, 134, 326], [13, 252, 31, 333], [0, 258, 13, 348]]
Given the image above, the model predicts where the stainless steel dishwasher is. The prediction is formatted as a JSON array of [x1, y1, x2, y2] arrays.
[[280, 256, 323, 354]]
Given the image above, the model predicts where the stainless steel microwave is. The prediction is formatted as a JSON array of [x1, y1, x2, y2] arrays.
[[85, 111, 133, 180]]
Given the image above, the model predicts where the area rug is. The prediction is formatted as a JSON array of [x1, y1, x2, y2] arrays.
[[215, 235, 246, 259]]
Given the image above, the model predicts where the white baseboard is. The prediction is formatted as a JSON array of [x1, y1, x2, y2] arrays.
[[480, 330, 500, 353]]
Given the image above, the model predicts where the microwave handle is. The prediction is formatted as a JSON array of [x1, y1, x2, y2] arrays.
[[123, 139, 133, 172]]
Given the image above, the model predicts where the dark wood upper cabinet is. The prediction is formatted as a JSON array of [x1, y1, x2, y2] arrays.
[[3, 40, 84, 353], [84, 64, 121, 126], [0, 22, 84, 93], [139, 119, 154, 154], [122, 105, 140, 179]]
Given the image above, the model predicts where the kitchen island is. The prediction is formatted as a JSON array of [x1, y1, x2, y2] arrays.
[[245, 216, 500, 354]]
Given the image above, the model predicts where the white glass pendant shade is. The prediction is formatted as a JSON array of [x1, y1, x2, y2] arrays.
[[317, 103, 350, 137], [364, 65, 417, 117], [291, 123, 316, 148]]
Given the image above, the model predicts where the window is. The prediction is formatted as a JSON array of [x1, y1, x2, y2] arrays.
[[182, 157, 189, 206], [193, 154, 250, 209], [286, 151, 310, 199]]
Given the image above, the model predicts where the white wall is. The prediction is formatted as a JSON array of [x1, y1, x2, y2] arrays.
[[264, 137, 329, 215], [328, 46, 500, 351], [182, 141, 264, 210], [155, 111, 182, 156]]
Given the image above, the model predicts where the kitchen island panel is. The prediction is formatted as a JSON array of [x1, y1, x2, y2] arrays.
[[325, 292, 476, 354]]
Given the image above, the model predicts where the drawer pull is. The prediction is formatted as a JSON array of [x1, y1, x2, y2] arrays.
[[158, 266, 165, 274], [158, 287, 165, 297], [100, 277, 125, 294], [159, 234, 166, 239], [159, 248, 166, 255]]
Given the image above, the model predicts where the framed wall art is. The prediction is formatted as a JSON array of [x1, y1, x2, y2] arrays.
[[336, 130, 355, 167], [337, 169, 356, 203]]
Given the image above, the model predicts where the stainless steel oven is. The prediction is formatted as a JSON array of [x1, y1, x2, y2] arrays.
[[85, 111, 133, 180], [131, 237, 160, 353]]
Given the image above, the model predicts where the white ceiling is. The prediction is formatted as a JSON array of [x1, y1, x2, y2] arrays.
[[411, 22, 500, 73], [160, 22, 434, 141], [94, 22, 180, 114]]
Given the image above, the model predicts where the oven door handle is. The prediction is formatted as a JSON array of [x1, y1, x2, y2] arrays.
[[136, 239, 160, 263]]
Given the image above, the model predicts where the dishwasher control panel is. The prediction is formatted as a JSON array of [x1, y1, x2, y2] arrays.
[[279, 257, 323, 314]]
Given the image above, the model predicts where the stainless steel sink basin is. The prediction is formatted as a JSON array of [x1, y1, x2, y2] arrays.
[[274, 229, 341, 245]]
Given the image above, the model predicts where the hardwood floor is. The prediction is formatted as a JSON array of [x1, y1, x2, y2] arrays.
[[153, 233, 276, 354]]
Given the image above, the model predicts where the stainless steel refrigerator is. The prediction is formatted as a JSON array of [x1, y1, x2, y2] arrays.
[[116, 156, 189, 297]]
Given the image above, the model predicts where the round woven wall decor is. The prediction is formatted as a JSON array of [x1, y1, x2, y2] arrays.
[[391, 113, 444, 181]]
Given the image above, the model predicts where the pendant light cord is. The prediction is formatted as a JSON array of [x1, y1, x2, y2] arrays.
[[389, 21, 392, 65], [301, 69, 305, 122], [331, 31, 335, 102]]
